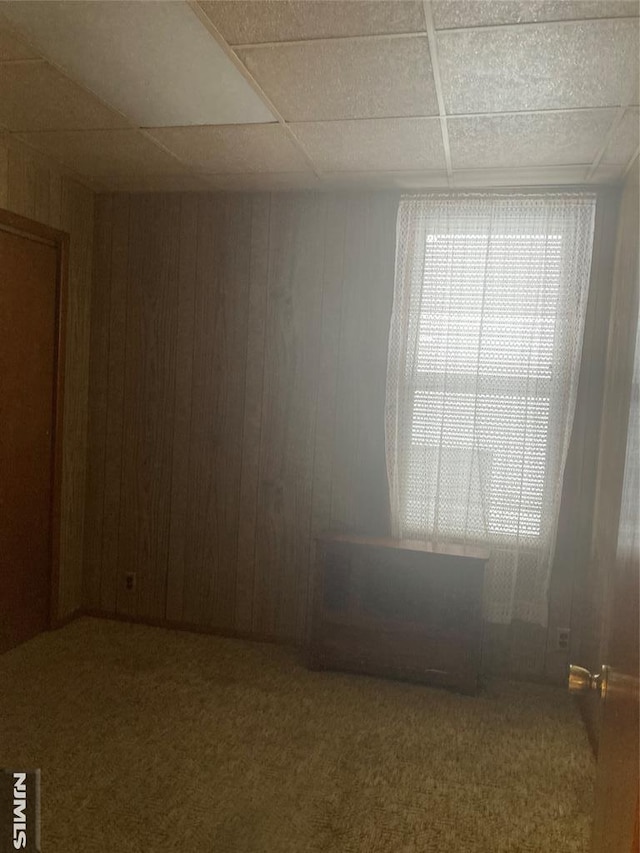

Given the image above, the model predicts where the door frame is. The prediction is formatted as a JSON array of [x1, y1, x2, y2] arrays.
[[0, 207, 69, 629]]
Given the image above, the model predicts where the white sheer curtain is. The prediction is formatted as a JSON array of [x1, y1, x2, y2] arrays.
[[386, 193, 596, 625]]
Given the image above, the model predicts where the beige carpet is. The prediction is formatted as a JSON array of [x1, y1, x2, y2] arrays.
[[0, 617, 594, 852]]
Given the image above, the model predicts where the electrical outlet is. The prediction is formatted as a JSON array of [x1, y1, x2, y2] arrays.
[[556, 627, 571, 651], [125, 572, 136, 592]]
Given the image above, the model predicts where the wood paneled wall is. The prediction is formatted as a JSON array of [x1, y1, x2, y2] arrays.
[[577, 161, 639, 741], [83, 192, 397, 642], [84, 186, 627, 683], [0, 138, 94, 620], [481, 189, 622, 682], [546, 188, 621, 680]]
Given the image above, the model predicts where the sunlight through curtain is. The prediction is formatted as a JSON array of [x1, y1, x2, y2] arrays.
[[385, 193, 596, 625]]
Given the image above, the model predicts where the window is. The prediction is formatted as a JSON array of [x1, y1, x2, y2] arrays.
[[386, 194, 596, 624]]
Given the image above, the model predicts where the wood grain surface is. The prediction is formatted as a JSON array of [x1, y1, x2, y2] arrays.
[[84, 184, 630, 676], [85, 191, 397, 643], [0, 138, 94, 621]]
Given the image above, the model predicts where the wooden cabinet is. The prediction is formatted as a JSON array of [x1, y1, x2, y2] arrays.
[[308, 533, 489, 693]]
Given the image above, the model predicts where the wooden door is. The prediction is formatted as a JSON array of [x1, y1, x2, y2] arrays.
[[0, 211, 66, 653], [590, 311, 639, 853]]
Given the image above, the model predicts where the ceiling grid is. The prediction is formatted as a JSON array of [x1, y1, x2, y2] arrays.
[[0, 0, 635, 192], [422, 0, 453, 185], [187, 0, 323, 179]]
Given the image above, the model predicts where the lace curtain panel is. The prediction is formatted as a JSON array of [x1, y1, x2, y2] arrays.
[[385, 194, 596, 625]]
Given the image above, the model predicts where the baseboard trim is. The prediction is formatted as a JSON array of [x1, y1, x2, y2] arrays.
[[80, 608, 294, 649], [50, 609, 82, 630]]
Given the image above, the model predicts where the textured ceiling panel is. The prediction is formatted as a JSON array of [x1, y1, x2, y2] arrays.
[[433, 1, 639, 30], [449, 109, 616, 169], [205, 171, 321, 190], [0, 61, 130, 131], [16, 129, 186, 177], [438, 19, 639, 114], [452, 165, 589, 187], [1, 1, 275, 126], [292, 117, 445, 171], [238, 36, 438, 121], [2, 2, 635, 191], [146, 123, 309, 173], [0, 21, 40, 60], [601, 107, 639, 164], [200, 0, 425, 44]]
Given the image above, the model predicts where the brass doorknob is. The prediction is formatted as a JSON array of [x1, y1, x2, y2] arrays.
[[568, 664, 608, 697]]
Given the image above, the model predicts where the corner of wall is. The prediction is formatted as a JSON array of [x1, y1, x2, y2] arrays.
[[0, 135, 97, 621]]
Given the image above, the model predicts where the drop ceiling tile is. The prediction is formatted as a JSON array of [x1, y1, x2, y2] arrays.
[[452, 165, 589, 187], [238, 36, 438, 121], [200, 1, 425, 44], [449, 109, 616, 169], [0, 21, 40, 60], [0, 61, 129, 131], [204, 172, 321, 191], [15, 129, 186, 177], [1, 1, 275, 127], [292, 118, 445, 171], [146, 124, 310, 173], [321, 170, 448, 189], [96, 174, 218, 193], [602, 107, 639, 164], [438, 19, 639, 114], [433, 1, 638, 30]]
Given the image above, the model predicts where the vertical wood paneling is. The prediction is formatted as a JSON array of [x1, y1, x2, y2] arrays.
[[33, 163, 51, 225], [354, 196, 397, 535], [281, 197, 325, 642], [252, 195, 326, 640], [546, 190, 620, 681], [6, 146, 33, 219], [48, 172, 63, 230], [118, 195, 180, 620], [591, 163, 639, 607], [183, 195, 252, 629], [165, 194, 199, 623], [1, 138, 94, 620], [181, 196, 249, 628], [309, 196, 348, 615], [328, 199, 364, 534], [142, 196, 181, 621], [0, 143, 8, 208], [210, 196, 253, 629], [181, 196, 220, 625], [85, 186, 624, 666], [577, 162, 639, 735], [100, 195, 130, 613], [83, 195, 113, 610], [84, 191, 407, 642], [234, 195, 270, 633], [250, 195, 287, 638], [329, 195, 395, 538], [58, 178, 94, 615]]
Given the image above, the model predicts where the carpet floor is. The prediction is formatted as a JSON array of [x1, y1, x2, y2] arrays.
[[0, 617, 594, 853]]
